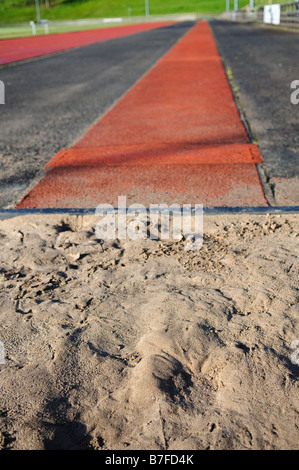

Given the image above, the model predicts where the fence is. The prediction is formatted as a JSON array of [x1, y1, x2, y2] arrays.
[[220, 1, 299, 29]]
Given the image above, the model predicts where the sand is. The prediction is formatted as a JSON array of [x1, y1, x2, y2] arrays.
[[0, 212, 298, 450]]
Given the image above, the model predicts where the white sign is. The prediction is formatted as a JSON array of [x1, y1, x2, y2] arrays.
[[103, 18, 123, 23], [264, 4, 281, 25]]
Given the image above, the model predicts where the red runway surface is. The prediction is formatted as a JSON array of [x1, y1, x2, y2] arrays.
[[16, 21, 267, 208], [0, 22, 173, 65]]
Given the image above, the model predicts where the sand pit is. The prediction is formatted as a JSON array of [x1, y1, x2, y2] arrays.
[[0, 212, 298, 450]]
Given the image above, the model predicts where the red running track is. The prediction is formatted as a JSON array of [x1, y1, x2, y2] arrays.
[[16, 21, 267, 208], [0, 22, 174, 65]]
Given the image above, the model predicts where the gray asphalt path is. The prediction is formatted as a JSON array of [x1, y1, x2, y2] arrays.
[[0, 22, 194, 208], [211, 20, 299, 205]]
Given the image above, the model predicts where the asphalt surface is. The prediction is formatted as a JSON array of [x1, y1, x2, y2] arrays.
[[211, 20, 299, 199], [0, 22, 194, 208]]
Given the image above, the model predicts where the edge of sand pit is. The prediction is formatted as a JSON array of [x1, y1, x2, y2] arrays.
[[1, 205, 299, 220]]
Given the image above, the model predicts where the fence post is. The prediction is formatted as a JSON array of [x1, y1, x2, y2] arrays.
[[30, 21, 36, 35]]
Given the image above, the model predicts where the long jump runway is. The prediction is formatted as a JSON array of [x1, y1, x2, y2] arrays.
[[16, 21, 267, 209]]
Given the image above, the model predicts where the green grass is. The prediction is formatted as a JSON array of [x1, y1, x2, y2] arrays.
[[0, 0, 293, 35], [0, 0, 250, 25]]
